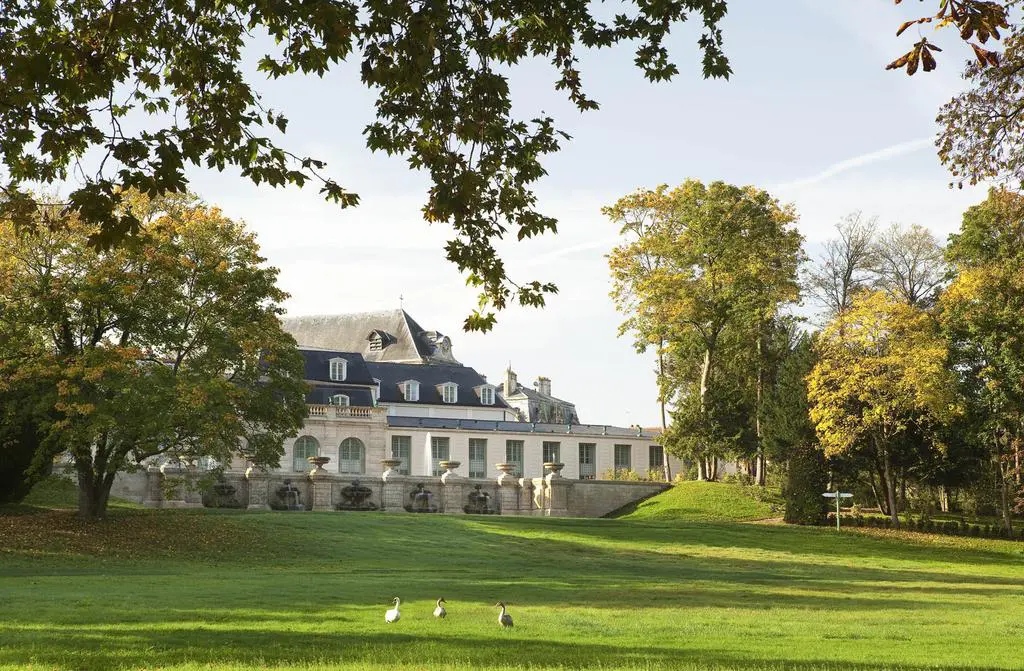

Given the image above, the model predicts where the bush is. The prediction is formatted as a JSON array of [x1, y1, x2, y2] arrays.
[[783, 443, 828, 525]]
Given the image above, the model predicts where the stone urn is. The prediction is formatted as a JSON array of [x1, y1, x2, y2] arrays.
[[543, 462, 566, 479], [439, 460, 462, 484], [307, 456, 331, 474], [495, 462, 517, 485], [381, 458, 403, 481]]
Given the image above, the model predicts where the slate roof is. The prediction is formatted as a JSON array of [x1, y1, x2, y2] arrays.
[[367, 361, 509, 409], [282, 310, 461, 365], [306, 385, 375, 407], [299, 348, 375, 385], [387, 416, 657, 439], [504, 385, 576, 408]]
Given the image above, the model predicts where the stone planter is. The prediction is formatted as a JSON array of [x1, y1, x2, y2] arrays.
[[308, 456, 331, 474], [381, 458, 403, 478], [439, 460, 461, 473], [544, 462, 566, 479], [495, 462, 517, 487]]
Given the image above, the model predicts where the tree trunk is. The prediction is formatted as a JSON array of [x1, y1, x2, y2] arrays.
[[881, 445, 900, 528], [697, 458, 707, 481], [658, 347, 671, 483], [755, 330, 766, 486], [707, 457, 718, 482], [939, 485, 950, 513], [76, 464, 113, 520], [995, 431, 1014, 534]]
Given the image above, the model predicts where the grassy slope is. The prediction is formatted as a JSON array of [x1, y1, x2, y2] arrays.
[[618, 481, 777, 522], [2, 489, 1023, 671]]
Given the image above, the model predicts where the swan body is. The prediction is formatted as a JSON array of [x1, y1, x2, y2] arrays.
[[385, 597, 401, 623], [433, 598, 447, 619], [496, 601, 513, 628]]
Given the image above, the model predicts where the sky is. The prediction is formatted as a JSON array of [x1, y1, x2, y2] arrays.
[[182, 0, 991, 428]]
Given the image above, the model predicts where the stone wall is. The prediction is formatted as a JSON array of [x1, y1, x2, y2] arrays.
[[140, 464, 669, 518]]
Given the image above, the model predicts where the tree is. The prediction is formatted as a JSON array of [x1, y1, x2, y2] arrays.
[[939, 187, 1024, 531], [807, 291, 957, 527], [887, 1, 1009, 76], [0, 194, 308, 518], [605, 180, 802, 481], [0, 1, 736, 332], [0, 2, 1002, 331], [873, 223, 947, 308], [806, 212, 878, 320]]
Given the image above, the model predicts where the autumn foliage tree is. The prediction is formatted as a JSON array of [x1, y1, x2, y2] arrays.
[[0, 194, 308, 518], [807, 291, 957, 527], [606, 180, 802, 482], [940, 187, 1024, 531]]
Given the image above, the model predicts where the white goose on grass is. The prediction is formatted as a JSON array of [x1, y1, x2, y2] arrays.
[[495, 601, 513, 629], [433, 598, 447, 619], [384, 597, 401, 623]]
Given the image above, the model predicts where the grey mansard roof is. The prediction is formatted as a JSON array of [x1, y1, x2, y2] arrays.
[[282, 310, 461, 365], [367, 361, 509, 409]]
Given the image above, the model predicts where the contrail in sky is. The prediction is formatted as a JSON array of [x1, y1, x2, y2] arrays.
[[774, 137, 934, 190]]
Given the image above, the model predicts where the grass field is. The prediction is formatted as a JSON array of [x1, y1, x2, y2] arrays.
[[2, 480, 1023, 671]]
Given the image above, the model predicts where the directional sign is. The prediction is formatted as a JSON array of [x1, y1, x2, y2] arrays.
[[822, 491, 854, 530]]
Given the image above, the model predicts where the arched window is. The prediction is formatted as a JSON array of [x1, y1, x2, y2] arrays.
[[292, 435, 320, 471], [338, 437, 365, 474], [329, 394, 349, 407]]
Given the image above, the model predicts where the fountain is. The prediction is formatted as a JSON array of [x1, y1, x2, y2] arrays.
[[335, 479, 378, 511], [404, 483, 439, 513], [203, 476, 243, 509], [463, 484, 497, 515], [272, 479, 305, 511]]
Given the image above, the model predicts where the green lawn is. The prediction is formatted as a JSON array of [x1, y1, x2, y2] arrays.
[[617, 480, 779, 522], [2, 484, 1023, 671]]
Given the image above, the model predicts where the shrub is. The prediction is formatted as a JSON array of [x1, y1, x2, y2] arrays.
[[783, 443, 828, 526]]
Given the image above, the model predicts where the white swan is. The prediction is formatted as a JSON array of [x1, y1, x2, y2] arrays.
[[385, 597, 401, 623], [496, 601, 513, 628], [433, 597, 447, 619]]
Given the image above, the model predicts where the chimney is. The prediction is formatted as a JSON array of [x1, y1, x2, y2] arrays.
[[505, 366, 518, 395], [535, 376, 551, 397]]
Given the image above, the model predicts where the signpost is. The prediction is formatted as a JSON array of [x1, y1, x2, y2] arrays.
[[822, 491, 853, 530]]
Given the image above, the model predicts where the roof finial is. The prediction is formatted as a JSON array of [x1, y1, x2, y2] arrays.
[[399, 293, 404, 309]]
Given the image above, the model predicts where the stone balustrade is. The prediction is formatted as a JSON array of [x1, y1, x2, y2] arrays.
[[307, 404, 389, 419], [140, 460, 668, 517]]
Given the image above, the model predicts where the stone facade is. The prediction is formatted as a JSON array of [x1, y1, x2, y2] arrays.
[[139, 463, 668, 518]]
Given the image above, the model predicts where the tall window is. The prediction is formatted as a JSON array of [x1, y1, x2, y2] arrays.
[[441, 383, 458, 404], [338, 437, 365, 474], [391, 435, 411, 475], [371, 379, 381, 405], [479, 385, 495, 405], [329, 394, 349, 407], [578, 443, 596, 480], [542, 441, 560, 464], [649, 445, 665, 473], [402, 380, 420, 402], [469, 438, 487, 478], [431, 436, 450, 476], [292, 435, 320, 471], [329, 358, 347, 381], [505, 440, 524, 477], [614, 444, 632, 473]]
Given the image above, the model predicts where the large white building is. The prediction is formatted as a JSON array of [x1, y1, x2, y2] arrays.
[[275, 310, 676, 481]]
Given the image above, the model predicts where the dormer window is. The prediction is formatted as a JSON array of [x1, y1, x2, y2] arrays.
[[329, 357, 347, 382], [402, 380, 420, 402], [329, 394, 349, 407], [479, 385, 495, 406], [441, 382, 458, 404], [367, 329, 390, 352]]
